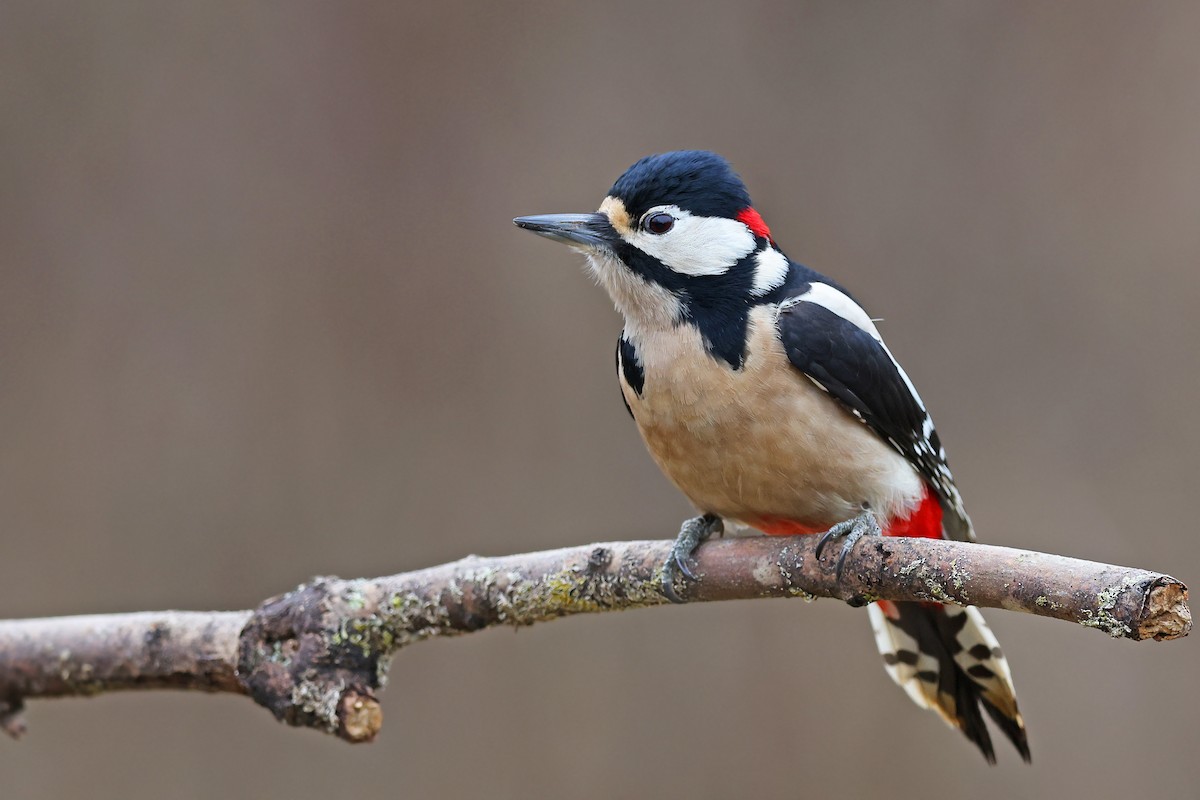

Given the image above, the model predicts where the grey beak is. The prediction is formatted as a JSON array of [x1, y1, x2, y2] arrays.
[[513, 213, 617, 249]]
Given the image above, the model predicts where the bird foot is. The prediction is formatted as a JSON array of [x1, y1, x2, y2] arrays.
[[662, 513, 723, 603], [815, 510, 882, 580]]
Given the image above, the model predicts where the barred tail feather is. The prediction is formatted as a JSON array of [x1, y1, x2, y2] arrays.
[[868, 600, 1030, 764]]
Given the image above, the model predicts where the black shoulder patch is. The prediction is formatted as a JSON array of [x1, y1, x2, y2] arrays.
[[778, 297, 954, 512], [617, 336, 645, 396], [779, 300, 926, 440]]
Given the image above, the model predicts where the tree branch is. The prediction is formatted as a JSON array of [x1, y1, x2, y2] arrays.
[[0, 535, 1189, 743]]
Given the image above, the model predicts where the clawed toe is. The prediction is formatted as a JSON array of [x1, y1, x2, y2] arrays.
[[661, 513, 722, 603], [816, 510, 882, 581], [675, 552, 699, 581]]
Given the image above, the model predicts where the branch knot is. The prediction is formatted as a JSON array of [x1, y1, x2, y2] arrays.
[[237, 577, 387, 743]]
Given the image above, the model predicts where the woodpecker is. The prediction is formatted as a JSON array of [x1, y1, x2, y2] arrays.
[[514, 150, 1029, 763]]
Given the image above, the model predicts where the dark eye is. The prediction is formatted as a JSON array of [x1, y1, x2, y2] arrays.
[[643, 212, 675, 235]]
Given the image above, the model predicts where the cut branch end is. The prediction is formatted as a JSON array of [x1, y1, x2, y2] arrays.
[[1138, 579, 1191, 641]]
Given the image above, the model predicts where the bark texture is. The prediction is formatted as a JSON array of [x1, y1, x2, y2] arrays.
[[0, 535, 1189, 743]]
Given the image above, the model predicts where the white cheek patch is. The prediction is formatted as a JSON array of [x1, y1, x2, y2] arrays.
[[625, 206, 756, 277], [750, 246, 789, 296]]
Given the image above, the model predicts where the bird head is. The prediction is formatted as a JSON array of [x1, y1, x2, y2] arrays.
[[515, 151, 790, 337]]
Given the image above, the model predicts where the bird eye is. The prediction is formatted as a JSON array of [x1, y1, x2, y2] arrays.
[[643, 212, 675, 235]]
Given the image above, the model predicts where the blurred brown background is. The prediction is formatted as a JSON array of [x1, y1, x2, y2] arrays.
[[1, 2, 1197, 798]]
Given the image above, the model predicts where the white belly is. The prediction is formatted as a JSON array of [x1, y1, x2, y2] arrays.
[[621, 306, 924, 529]]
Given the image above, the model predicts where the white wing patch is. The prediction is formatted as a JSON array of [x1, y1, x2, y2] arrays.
[[791, 282, 928, 415], [793, 282, 884, 340], [623, 205, 756, 277]]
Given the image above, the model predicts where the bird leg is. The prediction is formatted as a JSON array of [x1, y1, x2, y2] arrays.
[[661, 513, 723, 603], [815, 509, 882, 580]]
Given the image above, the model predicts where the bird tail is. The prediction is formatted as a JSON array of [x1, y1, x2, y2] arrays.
[[867, 599, 1030, 764]]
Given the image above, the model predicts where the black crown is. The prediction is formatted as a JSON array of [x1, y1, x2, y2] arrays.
[[608, 151, 752, 220]]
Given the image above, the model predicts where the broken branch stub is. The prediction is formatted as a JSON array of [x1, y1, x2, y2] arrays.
[[237, 577, 392, 743]]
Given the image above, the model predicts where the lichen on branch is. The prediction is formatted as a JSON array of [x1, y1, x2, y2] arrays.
[[0, 534, 1189, 743]]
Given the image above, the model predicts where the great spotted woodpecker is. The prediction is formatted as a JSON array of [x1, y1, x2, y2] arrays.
[[515, 150, 1029, 763]]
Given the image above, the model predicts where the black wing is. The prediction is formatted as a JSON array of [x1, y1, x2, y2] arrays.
[[776, 286, 972, 541]]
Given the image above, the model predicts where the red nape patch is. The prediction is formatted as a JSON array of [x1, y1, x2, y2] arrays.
[[736, 207, 772, 242], [884, 488, 944, 540]]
